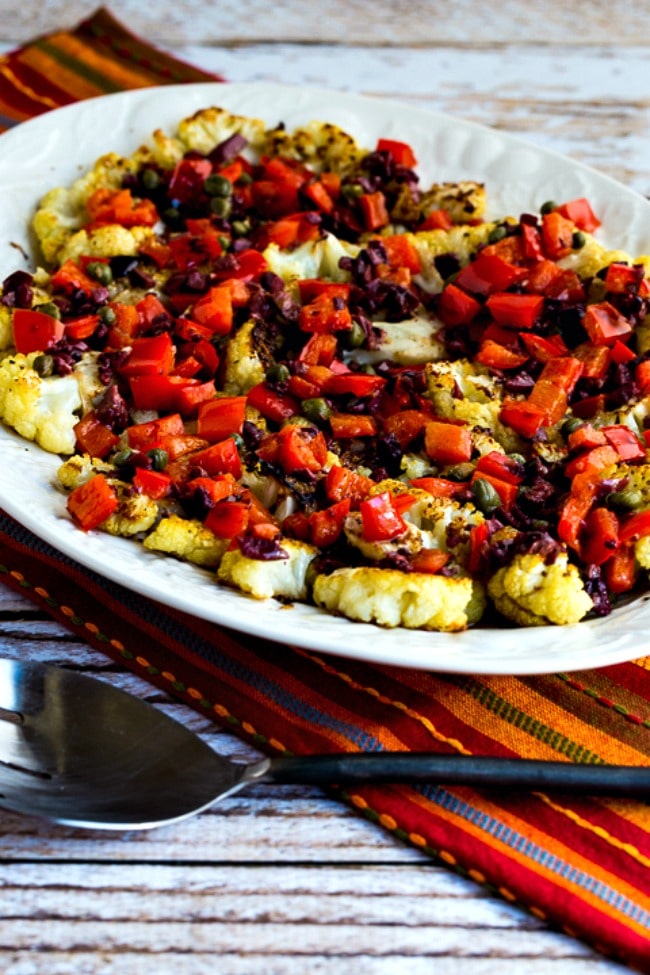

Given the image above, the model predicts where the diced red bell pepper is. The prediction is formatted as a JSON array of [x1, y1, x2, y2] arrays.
[[618, 509, 650, 544], [67, 473, 118, 531], [601, 424, 646, 462], [325, 465, 373, 506], [73, 411, 119, 459], [485, 292, 545, 330], [120, 332, 175, 378], [567, 423, 607, 452], [136, 294, 169, 331], [521, 223, 544, 262], [176, 380, 216, 417], [564, 443, 619, 480], [190, 436, 242, 478], [456, 252, 527, 296], [410, 549, 450, 574], [528, 380, 568, 426], [50, 259, 98, 296], [167, 158, 213, 205], [545, 269, 586, 304], [12, 308, 64, 354], [603, 542, 637, 594], [251, 179, 301, 218], [582, 301, 633, 346], [541, 211, 575, 259], [572, 341, 611, 380], [410, 477, 469, 498], [278, 426, 328, 474], [424, 420, 473, 465], [480, 234, 525, 265], [519, 332, 569, 362], [604, 262, 645, 295], [499, 398, 548, 438], [86, 187, 158, 227], [321, 372, 385, 397], [330, 414, 378, 439], [106, 302, 140, 349], [282, 510, 312, 541], [581, 507, 620, 566], [297, 333, 338, 366], [64, 314, 101, 341], [555, 197, 601, 233], [474, 339, 529, 370], [126, 413, 185, 450], [636, 359, 650, 394], [382, 409, 429, 448], [190, 285, 233, 335], [156, 434, 210, 461], [128, 374, 194, 412], [524, 259, 565, 295], [303, 179, 336, 214], [536, 356, 584, 394], [133, 467, 172, 500], [475, 451, 524, 485], [299, 294, 352, 334], [205, 500, 250, 539], [471, 471, 519, 510], [298, 280, 351, 304], [420, 208, 454, 231], [467, 521, 489, 574], [359, 192, 389, 231], [196, 395, 247, 442], [436, 283, 482, 326], [246, 383, 300, 423], [482, 322, 522, 348], [309, 499, 351, 547], [571, 394, 607, 419], [360, 490, 408, 542], [138, 238, 173, 269], [609, 339, 636, 365], [376, 138, 417, 168], [557, 489, 594, 553], [380, 234, 422, 274]]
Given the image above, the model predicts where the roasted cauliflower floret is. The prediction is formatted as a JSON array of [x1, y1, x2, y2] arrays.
[[221, 320, 269, 395], [635, 534, 650, 570], [313, 566, 486, 631], [263, 120, 365, 177], [487, 551, 593, 626], [143, 515, 228, 567], [177, 106, 266, 158], [0, 352, 83, 454], [412, 223, 496, 294], [425, 358, 523, 454], [57, 452, 115, 489], [612, 464, 650, 508], [59, 224, 155, 266], [350, 311, 446, 367], [418, 181, 488, 226], [217, 538, 318, 600], [263, 233, 356, 286], [103, 483, 159, 537]]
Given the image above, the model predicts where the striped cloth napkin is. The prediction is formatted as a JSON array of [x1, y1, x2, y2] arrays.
[[1, 9, 649, 970]]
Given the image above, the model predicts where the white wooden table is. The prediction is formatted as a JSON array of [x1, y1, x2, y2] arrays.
[[0, 2, 648, 971]]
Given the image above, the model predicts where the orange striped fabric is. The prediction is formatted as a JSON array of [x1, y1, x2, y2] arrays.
[[1, 11, 649, 971]]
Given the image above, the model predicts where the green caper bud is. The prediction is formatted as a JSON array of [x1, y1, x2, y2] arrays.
[[508, 452, 526, 466], [562, 416, 584, 437], [487, 224, 508, 244], [210, 196, 232, 219], [238, 171, 253, 185], [540, 200, 558, 215], [342, 320, 366, 349], [218, 236, 230, 251], [34, 301, 61, 320], [266, 362, 290, 384], [113, 448, 135, 468], [472, 477, 503, 514], [607, 488, 644, 511], [164, 206, 181, 225], [302, 397, 332, 424], [572, 231, 586, 249], [588, 278, 608, 302], [343, 183, 364, 200], [445, 462, 475, 482], [32, 354, 54, 377], [86, 261, 113, 285], [99, 305, 117, 326], [231, 219, 250, 237], [204, 174, 232, 197], [141, 168, 161, 190], [146, 448, 169, 472]]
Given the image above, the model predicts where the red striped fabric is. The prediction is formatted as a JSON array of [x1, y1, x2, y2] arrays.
[[0, 11, 649, 970]]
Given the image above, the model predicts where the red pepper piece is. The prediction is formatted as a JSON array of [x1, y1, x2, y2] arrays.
[[299, 293, 352, 334], [424, 420, 473, 465], [436, 283, 482, 326], [382, 409, 430, 449], [601, 425, 646, 462], [321, 373, 386, 397], [572, 341, 611, 380], [475, 451, 524, 485], [410, 549, 450, 574], [456, 252, 527, 296], [360, 491, 408, 542], [474, 339, 529, 370], [119, 332, 175, 378], [471, 471, 519, 510], [564, 444, 619, 480], [498, 398, 548, 438], [567, 424, 607, 453], [410, 477, 469, 498], [133, 467, 172, 500], [376, 138, 417, 168], [380, 234, 422, 273], [246, 383, 300, 423], [581, 507, 620, 566], [309, 499, 351, 547], [205, 500, 250, 539], [128, 375, 195, 412], [126, 413, 185, 451], [554, 197, 601, 233], [325, 465, 373, 506], [420, 208, 454, 231], [519, 332, 569, 362], [619, 509, 650, 544], [582, 301, 633, 346], [541, 211, 575, 259], [86, 187, 158, 227], [64, 314, 101, 341], [12, 308, 64, 354], [636, 360, 650, 394], [67, 474, 118, 531], [330, 414, 378, 439], [50, 259, 98, 296], [190, 285, 233, 335], [196, 396, 247, 442], [359, 191, 390, 231], [73, 411, 120, 459], [485, 292, 545, 330], [604, 542, 637, 594]]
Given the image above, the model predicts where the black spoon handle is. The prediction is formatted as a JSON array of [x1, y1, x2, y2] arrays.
[[265, 753, 650, 797]]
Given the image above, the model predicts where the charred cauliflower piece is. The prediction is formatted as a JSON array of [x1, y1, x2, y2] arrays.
[[57, 453, 115, 488], [177, 106, 266, 157], [313, 566, 486, 631], [350, 310, 447, 367], [263, 234, 356, 286], [221, 320, 269, 395], [263, 120, 365, 177], [412, 223, 496, 294], [217, 538, 318, 600], [418, 181, 487, 226], [143, 515, 228, 567], [0, 352, 84, 454], [488, 551, 593, 626]]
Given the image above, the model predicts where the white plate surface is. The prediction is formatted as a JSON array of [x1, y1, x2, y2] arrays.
[[0, 82, 649, 675]]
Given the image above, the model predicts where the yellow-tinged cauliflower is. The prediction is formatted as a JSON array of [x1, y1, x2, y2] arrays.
[[217, 538, 318, 600], [350, 310, 447, 367], [103, 483, 159, 537], [418, 181, 488, 227], [177, 106, 267, 159], [263, 234, 356, 287], [143, 515, 228, 568], [58, 224, 155, 266], [57, 453, 115, 489], [412, 223, 497, 294], [425, 358, 523, 454], [263, 120, 365, 177], [313, 566, 486, 631], [488, 551, 593, 626], [611, 464, 650, 508], [0, 352, 84, 454], [635, 535, 650, 570], [221, 320, 271, 395]]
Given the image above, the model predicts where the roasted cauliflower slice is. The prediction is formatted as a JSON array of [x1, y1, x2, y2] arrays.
[[58, 224, 155, 266], [418, 181, 488, 226], [263, 120, 365, 177], [177, 106, 267, 158], [487, 551, 593, 626], [412, 223, 496, 294], [313, 566, 486, 631], [0, 352, 83, 454], [221, 320, 271, 395], [143, 514, 228, 568], [217, 538, 318, 600], [263, 233, 356, 286], [57, 452, 115, 489], [350, 311, 446, 367]]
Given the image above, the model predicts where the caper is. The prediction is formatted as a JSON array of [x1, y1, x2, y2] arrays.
[[572, 231, 586, 249], [32, 354, 54, 377], [302, 397, 332, 424], [540, 200, 558, 215], [99, 305, 117, 326], [210, 196, 232, 218], [607, 488, 644, 511], [34, 301, 61, 319], [343, 183, 364, 200], [488, 224, 508, 244], [472, 477, 502, 514], [508, 452, 526, 466], [231, 219, 250, 237], [218, 235, 230, 251], [141, 168, 161, 190], [146, 448, 169, 472], [562, 416, 584, 437], [266, 362, 290, 384], [204, 174, 232, 197], [588, 277, 608, 302], [238, 172, 253, 185], [164, 206, 182, 226], [86, 261, 113, 285], [445, 462, 475, 482], [113, 448, 135, 468], [342, 320, 366, 349]]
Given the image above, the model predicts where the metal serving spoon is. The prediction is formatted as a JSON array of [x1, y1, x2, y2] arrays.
[[0, 657, 649, 831]]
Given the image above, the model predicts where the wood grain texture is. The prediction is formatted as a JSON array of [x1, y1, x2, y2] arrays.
[[0, 4, 646, 971]]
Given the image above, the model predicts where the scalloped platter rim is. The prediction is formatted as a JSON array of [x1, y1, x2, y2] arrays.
[[0, 81, 649, 675]]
